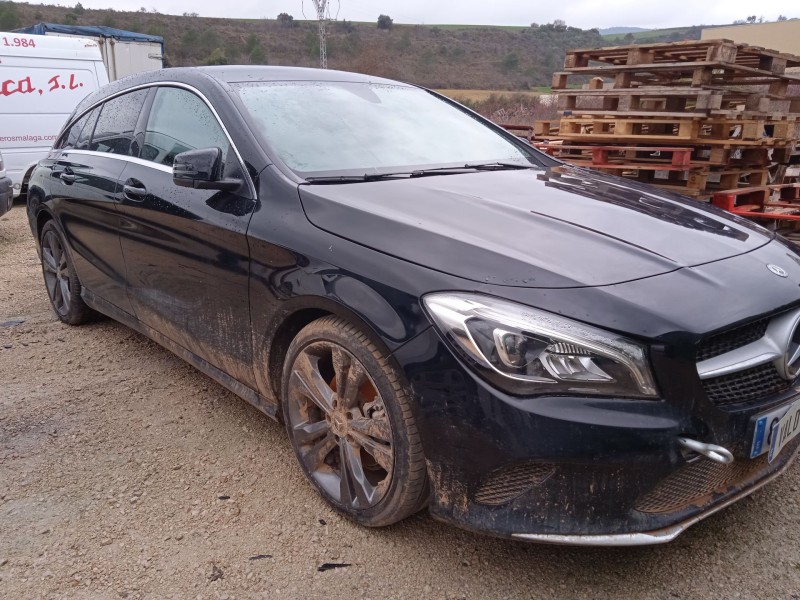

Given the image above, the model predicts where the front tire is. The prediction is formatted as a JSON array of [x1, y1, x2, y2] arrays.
[[39, 221, 94, 325], [281, 316, 428, 527]]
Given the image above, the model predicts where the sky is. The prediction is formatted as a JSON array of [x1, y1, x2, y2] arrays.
[[45, 0, 797, 29]]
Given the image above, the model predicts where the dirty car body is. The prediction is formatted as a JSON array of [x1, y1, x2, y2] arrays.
[[25, 66, 800, 546]]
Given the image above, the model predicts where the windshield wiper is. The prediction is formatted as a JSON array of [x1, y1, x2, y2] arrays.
[[408, 162, 536, 176], [464, 162, 536, 170], [304, 162, 536, 184], [304, 174, 408, 184]]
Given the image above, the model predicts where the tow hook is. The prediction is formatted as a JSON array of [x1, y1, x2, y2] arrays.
[[677, 437, 735, 464]]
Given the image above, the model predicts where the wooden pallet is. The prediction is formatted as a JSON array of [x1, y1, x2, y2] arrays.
[[498, 123, 535, 142], [711, 183, 800, 220], [556, 88, 796, 117], [693, 146, 788, 167], [553, 65, 800, 91], [533, 144, 694, 168], [533, 120, 560, 138], [522, 40, 800, 216], [590, 165, 769, 195], [557, 116, 798, 145], [564, 40, 800, 73]]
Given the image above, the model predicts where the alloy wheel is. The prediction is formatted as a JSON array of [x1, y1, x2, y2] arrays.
[[41, 230, 72, 316], [285, 341, 394, 510]]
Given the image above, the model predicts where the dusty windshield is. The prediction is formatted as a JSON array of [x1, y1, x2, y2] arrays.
[[234, 81, 537, 177]]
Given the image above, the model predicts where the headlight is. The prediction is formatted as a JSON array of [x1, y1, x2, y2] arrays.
[[423, 292, 658, 399]]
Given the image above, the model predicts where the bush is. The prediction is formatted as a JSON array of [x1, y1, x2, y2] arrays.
[[461, 93, 558, 126], [501, 52, 520, 73], [377, 14, 393, 30], [246, 34, 266, 64], [278, 12, 294, 27], [249, 44, 266, 64], [204, 47, 228, 65]]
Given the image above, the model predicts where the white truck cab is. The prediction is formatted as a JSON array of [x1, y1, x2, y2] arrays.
[[0, 32, 109, 198]]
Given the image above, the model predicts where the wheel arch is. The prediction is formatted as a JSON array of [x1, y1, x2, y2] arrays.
[[20, 163, 38, 195], [35, 206, 55, 242], [261, 296, 402, 413]]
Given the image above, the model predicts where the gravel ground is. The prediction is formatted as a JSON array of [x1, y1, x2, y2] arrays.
[[2, 202, 800, 600]]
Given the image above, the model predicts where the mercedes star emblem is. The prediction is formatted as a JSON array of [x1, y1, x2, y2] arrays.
[[767, 264, 789, 278]]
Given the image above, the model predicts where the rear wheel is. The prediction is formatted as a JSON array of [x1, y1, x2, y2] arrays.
[[39, 221, 94, 325], [281, 316, 428, 526]]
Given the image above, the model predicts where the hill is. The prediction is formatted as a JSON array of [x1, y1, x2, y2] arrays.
[[602, 25, 703, 43], [599, 27, 649, 35], [0, 1, 607, 90]]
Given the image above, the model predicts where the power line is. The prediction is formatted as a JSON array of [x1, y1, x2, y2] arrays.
[[307, 0, 331, 69]]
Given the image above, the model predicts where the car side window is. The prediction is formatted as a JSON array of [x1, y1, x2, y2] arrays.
[[75, 107, 101, 150], [57, 109, 92, 150], [142, 87, 230, 167], [89, 90, 148, 156]]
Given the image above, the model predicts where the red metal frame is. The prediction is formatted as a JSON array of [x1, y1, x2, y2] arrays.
[[711, 184, 800, 221]]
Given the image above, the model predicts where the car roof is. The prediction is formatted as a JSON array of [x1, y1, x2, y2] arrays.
[[196, 65, 410, 86], [68, 65, 415, 125]]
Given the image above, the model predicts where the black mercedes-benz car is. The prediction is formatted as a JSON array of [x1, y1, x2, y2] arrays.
[[26, 66, 800, 546]]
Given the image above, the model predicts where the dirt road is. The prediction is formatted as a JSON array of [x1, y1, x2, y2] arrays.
[[2, 203, 800, 600]]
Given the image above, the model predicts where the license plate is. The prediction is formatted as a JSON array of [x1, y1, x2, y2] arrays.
[[768, 400, 800, 462], [751, 397, 800, 459]]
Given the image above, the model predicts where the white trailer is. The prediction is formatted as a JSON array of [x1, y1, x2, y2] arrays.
[[15, 23, 163, 81]]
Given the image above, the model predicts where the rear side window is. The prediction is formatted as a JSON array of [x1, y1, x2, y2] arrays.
[[57, 111, 91, 150], [76, 107, 101, 150], [142, 87, 230, 167], [90, 90, 148, 156]]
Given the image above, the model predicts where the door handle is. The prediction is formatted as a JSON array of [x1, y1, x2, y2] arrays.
[[60, 171, 77, 184], [123, 179, 147, 201]]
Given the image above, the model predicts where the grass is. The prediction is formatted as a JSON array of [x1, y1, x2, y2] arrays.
[[601, 26, 697, 42]]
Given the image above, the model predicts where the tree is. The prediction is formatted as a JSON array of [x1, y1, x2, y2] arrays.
[[501, 52, 520, 73], [245, 32, 266, 63], [746, 15, 757, 23], [377, 14, 393, 30], [777, 15, 788, 21], [249, 44, 266, 64], [204, 47, 228, 65], [74, 2, 85, 15], [278, 12, 294, 27]]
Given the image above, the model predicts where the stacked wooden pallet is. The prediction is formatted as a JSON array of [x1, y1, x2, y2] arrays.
[[533, 39, 800, 210]]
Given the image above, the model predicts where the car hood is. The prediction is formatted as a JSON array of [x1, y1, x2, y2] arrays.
[[298, 165, 773, 288]]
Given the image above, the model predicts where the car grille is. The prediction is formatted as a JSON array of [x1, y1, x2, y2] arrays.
[[696, 317, 770, 362], [702, 362, 793, 407], [635, 454, 769, 514], [473, 462, 555, 506]]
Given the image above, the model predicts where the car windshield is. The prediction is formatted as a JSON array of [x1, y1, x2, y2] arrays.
[[234, 81, 539, 178]]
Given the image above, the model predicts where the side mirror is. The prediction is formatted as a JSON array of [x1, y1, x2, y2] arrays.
[[172, 147, 241, 191]]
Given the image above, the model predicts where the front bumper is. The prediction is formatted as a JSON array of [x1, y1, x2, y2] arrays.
[[0, 176, 12, 217], [394, 327, 800, 546]]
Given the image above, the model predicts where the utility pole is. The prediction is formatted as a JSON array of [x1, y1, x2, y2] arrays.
[[311, 0, 329, 69]]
